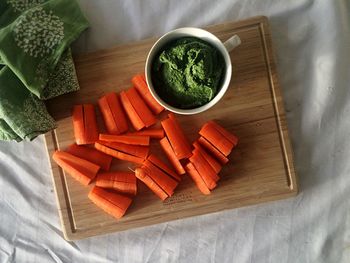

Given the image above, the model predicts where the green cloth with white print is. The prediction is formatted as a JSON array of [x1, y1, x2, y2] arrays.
[[0, 0, 88, 141]]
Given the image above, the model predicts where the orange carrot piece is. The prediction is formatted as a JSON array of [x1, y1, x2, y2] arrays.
[[207, 121, 238, 146], [159, 137, 186, 175], [72, 105, 85, 145], [185, 163, 211, 195], [66, 143, 112, 171], [198, 136, 229, 165], [83, 104, 99, 144], [52, 151, 100, 186], [88, 186, 132, 219], [161, 117, 192, 160], [106, 92, 128, 134], [199, 122, 234, 156], [98, 141, 149, 159], [193, 142, 221, 174], [126, 87, 157, 128], [168, 113, 192, 154], [135, 167, 168, 200], [120, 91, 145, 131], [96, 172, 137, 195], [147, 154, 181, 181], [98, 93, 128, 135], [126, 128, 164, 139], [99, 134, 150, 146], [189, 151, 218, 190], [94, 142, 144, 164], [142, 160, 179, 196], [98, 96, 119, 134], [132, 74, 164, 115]]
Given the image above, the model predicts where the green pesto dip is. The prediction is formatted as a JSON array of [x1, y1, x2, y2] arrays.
[[152, 37, 225, 109]]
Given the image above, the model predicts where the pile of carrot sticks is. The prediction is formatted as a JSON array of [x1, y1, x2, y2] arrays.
[[52, 74, 238, 219]]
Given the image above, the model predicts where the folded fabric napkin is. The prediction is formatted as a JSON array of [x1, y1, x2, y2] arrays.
[[0, 0, 88, 141]]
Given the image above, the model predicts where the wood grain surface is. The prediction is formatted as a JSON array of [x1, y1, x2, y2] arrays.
[[44, 16, 298, 240]]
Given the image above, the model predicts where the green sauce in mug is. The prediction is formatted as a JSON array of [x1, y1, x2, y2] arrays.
[[151, 37, 225, 109]]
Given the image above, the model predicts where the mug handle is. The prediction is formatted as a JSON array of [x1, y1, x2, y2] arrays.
[[224, 35, 241, 52]]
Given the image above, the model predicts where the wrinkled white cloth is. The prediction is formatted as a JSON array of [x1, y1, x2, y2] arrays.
[[1, 0, 350, 262]]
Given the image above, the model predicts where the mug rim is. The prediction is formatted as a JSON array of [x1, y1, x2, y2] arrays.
[[145, 27, 232, 115]]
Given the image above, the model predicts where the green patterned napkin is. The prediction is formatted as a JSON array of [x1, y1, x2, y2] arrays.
[[0, 66, 55, 141], [0, 0, 89, 141]]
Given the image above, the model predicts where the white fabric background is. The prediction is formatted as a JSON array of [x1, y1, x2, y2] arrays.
[[1, 0, 350, 262]]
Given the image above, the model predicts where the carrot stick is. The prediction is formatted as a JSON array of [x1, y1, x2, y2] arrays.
[[52, 150, 100, 186], [193, 141, 221, 174], [98, 96, 119, 134], [106, 92, 129, 134], [198, 136, 229, 165], [96, 172, 137, 195], [207, 121, 238, 146], [72, 105, 85, 145], [185, 163, 211, 195], [147, 154, 181, 181], [98, 93, 128, 135], [88, 186, 133, 219], [161, 116, 192, 160], [189, 151, 218, 190], [199, 122, 234, 156], [132, 74, 164, 115], [120, 91, 145, 131], [126, 87, 157, 128], [83, 104, 99, 144], [159, 136, 186, 175], [135, 167, 168, 200], [95, 142, 144, 164], [168, 113, 192, 155], [66, 143, 113, 171], [125, 128, 164, 139], [142, 160, 179, 196], [99, 141, 149, 159], [99, 134, 150, 146]]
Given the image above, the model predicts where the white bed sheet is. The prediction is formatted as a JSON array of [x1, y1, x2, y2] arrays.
[[1, 0, 350, 262]]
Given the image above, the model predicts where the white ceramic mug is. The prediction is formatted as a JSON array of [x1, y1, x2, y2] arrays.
[[145, 27, 241, 115]]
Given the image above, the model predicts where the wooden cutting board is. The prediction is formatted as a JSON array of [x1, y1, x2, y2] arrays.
[[44, 16, 298, 241]]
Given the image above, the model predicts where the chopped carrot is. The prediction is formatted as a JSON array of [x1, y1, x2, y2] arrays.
[[83, 104, 99, 144], [99, 134, 150, 146], [185, 163, 211, 195], [96, 172, 137, 195], [193, 141, 221, 174], [198, 136, 229, 165], [98, 141, 149, 159], [147, 154, 181, 181], [72, 104, 99, 145], [95, 142, 144, 164], [189, 151, 219, 190], [72, 105, 85, 145], [52, 150, 100, 186], [88, 186, 133, 219], [120, 91, 145, 131], [168, 113, 192, 154], [142, 160, 179, 196], [135, 168, 168, 200], [66, 143, 112, 171], [161, 115, 192, 160], [159, 136, 186, 175], [207, 121, 238, 146], [132, 74, 164, 115], [126, 87, 157, 128], [125, 128, 164, 139], [199, 122, 235, 156], [98, 92, 128, 134]]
